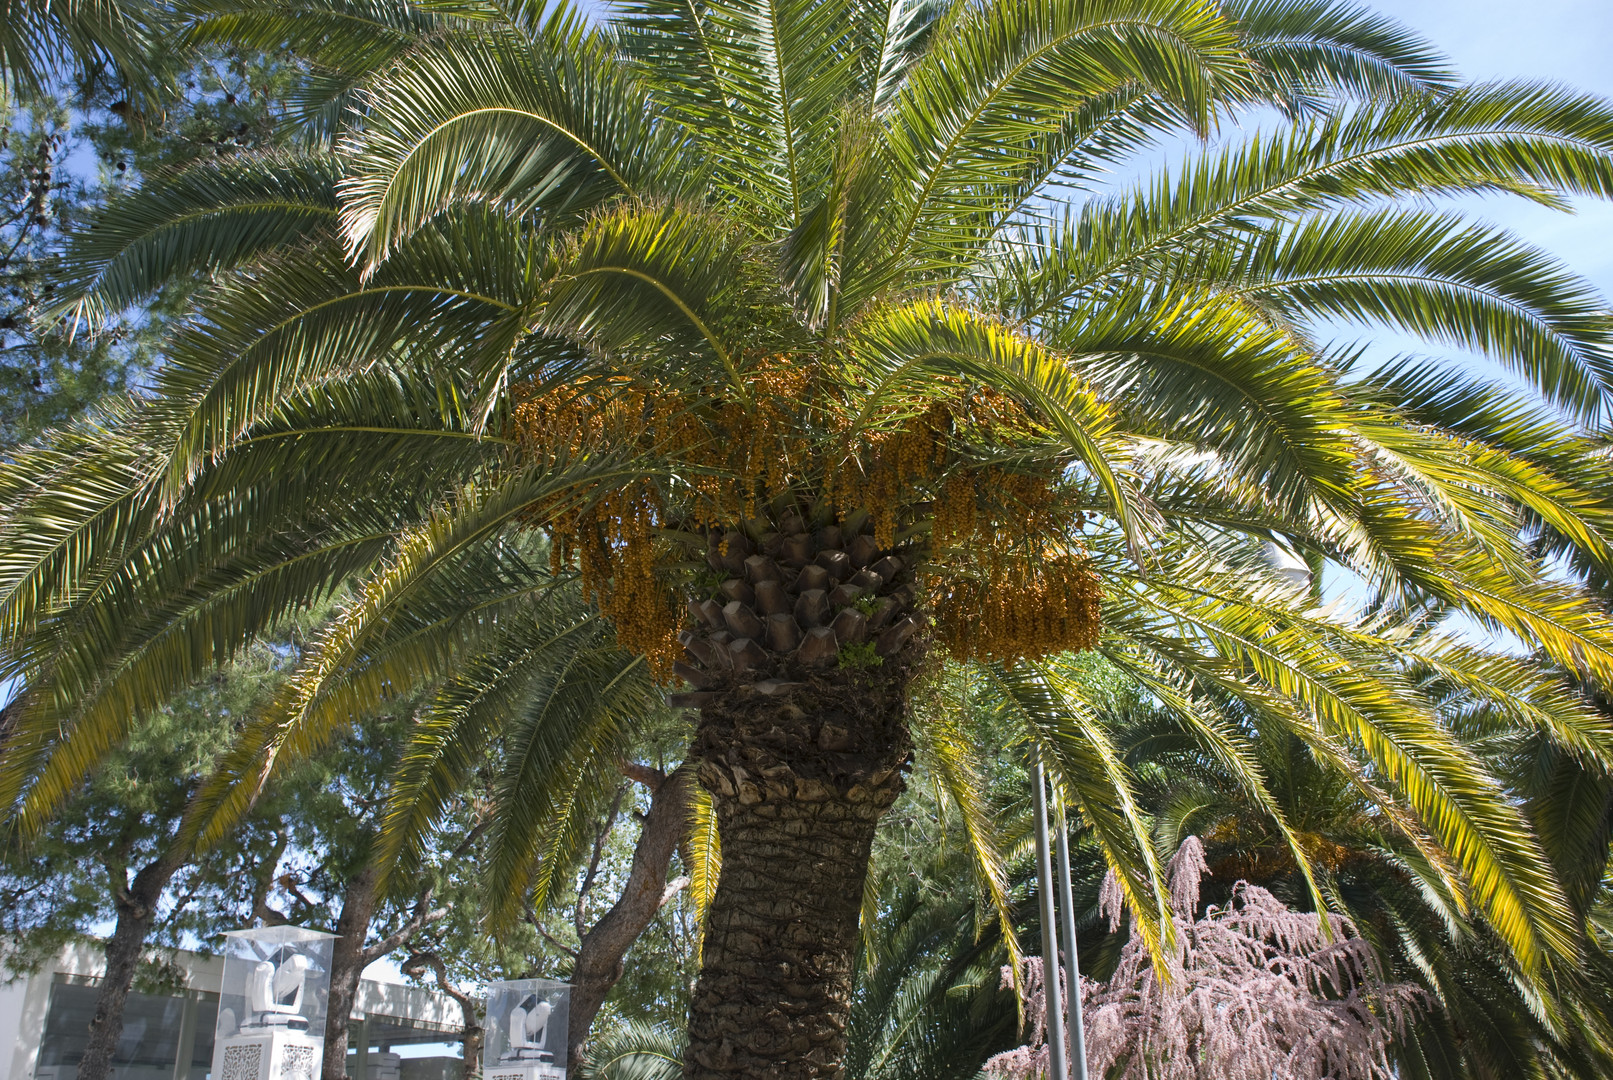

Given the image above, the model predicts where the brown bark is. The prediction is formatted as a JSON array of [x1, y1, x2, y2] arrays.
[[674, 517, 922, 1078], [0, 698, 18, 747], [247, 829, 292, 926], [569, 762, 695, 1062], [402, 951, 483, 1078], [323, 866, 446, 1080], [682, 666, 912, 1080], [323, 863, 379, 1080], [76, 847, 187, 1080]]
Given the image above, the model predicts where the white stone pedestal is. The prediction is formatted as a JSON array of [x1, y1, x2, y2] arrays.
[[212, 1028, 323, 1080], [484, 1057, 567, 1080], [370, 1050, 403, 1080]]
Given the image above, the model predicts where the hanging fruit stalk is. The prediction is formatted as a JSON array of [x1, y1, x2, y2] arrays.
[[507, 355, 1104, 1080], [508, 357, 1103, 684]]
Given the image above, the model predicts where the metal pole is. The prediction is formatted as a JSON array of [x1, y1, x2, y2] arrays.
[[169, 990, 198, 1080], [1033, 762, 1070, 1080], [1053, 790, 1088, 1080], [352, 1016, 369, 1080]]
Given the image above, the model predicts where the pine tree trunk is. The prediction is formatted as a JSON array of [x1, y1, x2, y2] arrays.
[[570, 763, 693, 1061], [461, 1014, 484, 1080], [402, 951, 482, 1079], [682, 668, 911, 1080], [324, 864, 379, 1080], [76, 849, 185, 1080]]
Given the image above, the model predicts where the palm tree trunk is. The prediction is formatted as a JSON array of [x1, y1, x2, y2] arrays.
[[682, 668, 910, 1080], [76, 847, 186, 1080]]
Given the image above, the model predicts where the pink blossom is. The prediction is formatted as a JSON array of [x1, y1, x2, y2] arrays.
[[987, 838, 1421, 1080]]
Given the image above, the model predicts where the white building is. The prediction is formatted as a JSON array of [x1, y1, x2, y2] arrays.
[[0, 940, 467, 1080]]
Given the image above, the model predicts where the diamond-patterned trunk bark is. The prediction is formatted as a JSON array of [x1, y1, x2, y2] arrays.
[[676, 517, 921, 1079], [684, 668, 910, 1080]]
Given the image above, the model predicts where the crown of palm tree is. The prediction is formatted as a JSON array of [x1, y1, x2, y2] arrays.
[[6, 1, 1613, 1075]]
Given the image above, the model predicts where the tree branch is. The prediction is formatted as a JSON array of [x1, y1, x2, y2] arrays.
[[248, 828, 290, 926], [449, 817, 491, 859], [530, 917, 579, 961], [575, 784, 628, 939], [362, 885, 446, 966], [619, 759, 668, 792], [568, 762, 695, 1062], [402, 949, 483, 1077]]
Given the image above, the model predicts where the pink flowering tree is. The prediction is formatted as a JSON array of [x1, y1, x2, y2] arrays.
[[988, 838, 1421, 1080]]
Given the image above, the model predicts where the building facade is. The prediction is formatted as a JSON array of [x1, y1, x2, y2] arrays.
[[0, 941, 467, 1080]]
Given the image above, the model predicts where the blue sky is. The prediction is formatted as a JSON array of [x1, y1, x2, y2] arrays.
[[1387, 0, 1613, 293], [1391, 0, 1612, 93], [583, 0, 1613, 292]]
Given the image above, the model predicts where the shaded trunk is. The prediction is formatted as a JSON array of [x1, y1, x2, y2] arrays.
[[671, 516, 922, 1078], [683, 667, 911, 1080], [570, 762, 695, 1062], [324, 861, 443, 1080], [460, 1012, 485, 1080], [76, 849, 186, 1080], [323, 864, 379, 1080], [403, 952, 482, 1078]]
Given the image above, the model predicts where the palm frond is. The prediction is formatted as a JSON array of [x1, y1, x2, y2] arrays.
[[685, 779, 722, 932], [845, 298, 1147, 552], [1225, 0, 1456, 106], [882, 0, 1252, 273], [982, 661, 1172, 965], [914, 670, 1020, 968], [578, 1022, 685, 1080], [56, 151, 343, 325], [181, 455, 648, 848], [2, 0, 160, 100], [335, 12, 686, 266]]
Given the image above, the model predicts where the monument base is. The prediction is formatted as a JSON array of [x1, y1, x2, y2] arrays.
[[212, 1028, 324, 1080], [485, 1059, 566, 1080]]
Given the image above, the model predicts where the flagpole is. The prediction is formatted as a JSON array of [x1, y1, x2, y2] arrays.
[[1053, 789, 1088, 1080], [1033, 762, 1070, 1080]]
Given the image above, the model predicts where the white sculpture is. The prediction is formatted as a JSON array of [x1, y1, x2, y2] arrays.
[[502, 996, 553, 1060], [244, 954, 310, 1029], [211, 928, 333, 1080]]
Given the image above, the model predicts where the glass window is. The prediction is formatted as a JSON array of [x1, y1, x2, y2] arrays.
[[187, 995, 219, 1080], [37, 978, 185, 1080], [36, 976, 463, 1080], [350, 1013, 465, 1080]]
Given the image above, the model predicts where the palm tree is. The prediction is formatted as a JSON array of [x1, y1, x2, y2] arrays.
[[9, 1, 1613, 1077], [1124, 687, 1613, 1078], [2, 0, 161, 99], [579, 836, 1020, 1080]]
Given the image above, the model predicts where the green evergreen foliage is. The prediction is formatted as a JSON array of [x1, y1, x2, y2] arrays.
[[0, 44, 303, 446], [0, 633, 291, 976], [1, 1, 1613, 1076], [0, 90, 148, 445]]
